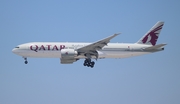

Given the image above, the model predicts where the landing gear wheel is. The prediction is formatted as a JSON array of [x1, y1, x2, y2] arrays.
[[23, 57, 28, 64], [90, 61, 95, 68], [83, 59, 95, 68], [91, 61, 95, 66], [83, 63, 86, 66], [90, 65, 94, 68], [25, 61, 28, 64]]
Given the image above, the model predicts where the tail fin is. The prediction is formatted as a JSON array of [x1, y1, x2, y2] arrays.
[[136, 21, 164, 46]]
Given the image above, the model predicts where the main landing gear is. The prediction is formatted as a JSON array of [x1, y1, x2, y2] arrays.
[[83, 58, 95, 68], [24, 57, 28, 64]]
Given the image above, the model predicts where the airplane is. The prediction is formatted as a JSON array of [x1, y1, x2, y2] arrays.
[[12, 21, 166, 68]]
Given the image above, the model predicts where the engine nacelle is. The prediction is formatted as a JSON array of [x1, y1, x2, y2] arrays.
[[61, 49, 77, 59]]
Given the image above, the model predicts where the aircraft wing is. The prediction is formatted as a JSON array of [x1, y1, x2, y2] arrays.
[[77, 33, 120, 55]]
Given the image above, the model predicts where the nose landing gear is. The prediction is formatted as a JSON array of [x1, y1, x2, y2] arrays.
[[24, 57, 28, 64]]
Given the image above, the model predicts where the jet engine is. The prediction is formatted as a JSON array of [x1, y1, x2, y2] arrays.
[[60, 49, 78, 64]]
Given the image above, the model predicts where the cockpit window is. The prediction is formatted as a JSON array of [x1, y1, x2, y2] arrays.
[[15, 47, 19, 48]]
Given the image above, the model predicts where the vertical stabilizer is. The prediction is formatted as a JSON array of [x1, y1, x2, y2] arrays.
[[136, 21, 164, 46]]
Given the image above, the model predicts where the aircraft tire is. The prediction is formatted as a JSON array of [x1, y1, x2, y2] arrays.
[[83, 63, 86, 66], [25, 61, 28, 64]]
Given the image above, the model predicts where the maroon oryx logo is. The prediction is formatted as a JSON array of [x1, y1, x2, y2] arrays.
[[142, 24, 163, 46]]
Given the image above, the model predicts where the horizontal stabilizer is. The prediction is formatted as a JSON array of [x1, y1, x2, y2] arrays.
[[144, 44, 167, 50]]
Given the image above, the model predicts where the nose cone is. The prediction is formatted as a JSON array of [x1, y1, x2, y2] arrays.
[[12, 48, 17, 54]]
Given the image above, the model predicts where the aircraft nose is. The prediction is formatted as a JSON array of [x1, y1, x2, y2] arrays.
[[12, 48, 17, 54]]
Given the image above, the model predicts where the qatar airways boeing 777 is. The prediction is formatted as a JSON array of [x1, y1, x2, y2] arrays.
[[12, 21, 166, 68]]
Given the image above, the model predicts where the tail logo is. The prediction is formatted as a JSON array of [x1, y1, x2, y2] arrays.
[[142, 24, 163, 45]]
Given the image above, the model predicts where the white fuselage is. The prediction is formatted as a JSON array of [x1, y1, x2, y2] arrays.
[[12, 21, 166, 67], [12, 42, 161, 59]]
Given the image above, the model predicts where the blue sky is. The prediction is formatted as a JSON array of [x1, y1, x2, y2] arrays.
[[1, 0, 180, 104]]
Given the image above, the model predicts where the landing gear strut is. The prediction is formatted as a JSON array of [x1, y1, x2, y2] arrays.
[[24, 57, 28, 64], [83, 58, 95, 68]]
